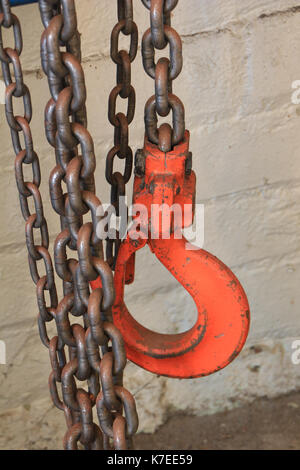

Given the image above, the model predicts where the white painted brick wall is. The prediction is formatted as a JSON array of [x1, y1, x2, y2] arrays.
[[0, 0, 300, 448]]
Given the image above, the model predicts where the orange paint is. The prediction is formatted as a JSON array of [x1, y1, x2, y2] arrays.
[[92, 132, 250, 378]]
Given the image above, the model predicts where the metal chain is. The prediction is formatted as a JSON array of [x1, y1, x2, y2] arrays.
[[0, 0, 138, 450], [141, 0, 185, 152], [106, 0, 138, 269], [39, 0, 139, 450]]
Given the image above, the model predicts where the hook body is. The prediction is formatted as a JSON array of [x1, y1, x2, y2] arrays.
[[92, 132, 250, 378], [112, 234, 250, 378]]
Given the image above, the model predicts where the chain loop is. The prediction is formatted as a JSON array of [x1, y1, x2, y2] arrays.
[[141, 0, 185, 151], [106, 1, 137, 269], [0, 0, 138, 450], [39, 0, 138, 449]]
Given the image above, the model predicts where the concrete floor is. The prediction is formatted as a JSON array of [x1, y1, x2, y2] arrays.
[[134, 391, 300, 450], [1, 390, 299, 450]]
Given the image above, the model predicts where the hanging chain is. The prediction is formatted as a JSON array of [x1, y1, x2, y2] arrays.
[[141, 0, 185, 152], [0, 0, 138, 450], [106, 0, 138, 269], [39, 0, 138, 450]]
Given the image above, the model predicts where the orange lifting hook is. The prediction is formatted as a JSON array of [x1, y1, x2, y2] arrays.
[[92, 131, 250, 379]]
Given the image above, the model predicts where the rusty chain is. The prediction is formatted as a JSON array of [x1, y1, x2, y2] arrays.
[[141, 0, 185, 152], [106, 0, 137, 269], [0, 0, 138, 450], [0, 0, 186, 450]]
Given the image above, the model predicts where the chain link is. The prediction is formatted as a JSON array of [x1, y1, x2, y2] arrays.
[[106, 0, 137, 269], [0, 0, 138, 450], [141, 0, 185, 152]]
